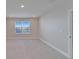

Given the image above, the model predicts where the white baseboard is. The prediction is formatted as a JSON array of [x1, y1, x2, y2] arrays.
[[40, 38, 71, 58]]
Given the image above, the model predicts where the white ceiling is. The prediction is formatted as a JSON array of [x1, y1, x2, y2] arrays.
[[6, 0, 57, 17], [6, 0, 72, 17]]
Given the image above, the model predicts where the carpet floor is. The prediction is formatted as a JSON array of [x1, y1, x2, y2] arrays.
[[6, 39, 67, 59]]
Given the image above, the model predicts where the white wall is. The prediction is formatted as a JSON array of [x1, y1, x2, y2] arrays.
[[6, 17, 39, 40], [39, 0, 72, 54]]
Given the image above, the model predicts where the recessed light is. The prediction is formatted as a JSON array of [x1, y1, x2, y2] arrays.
[[20, 5, 24, 8]]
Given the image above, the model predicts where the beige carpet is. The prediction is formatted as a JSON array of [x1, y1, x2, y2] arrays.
[[6, 39, 67, 59]]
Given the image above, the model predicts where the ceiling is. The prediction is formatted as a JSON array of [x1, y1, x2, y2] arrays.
[[6, 0, 57, 17], [6, 0, 72, 18]]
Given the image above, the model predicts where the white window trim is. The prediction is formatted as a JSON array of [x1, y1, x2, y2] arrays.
[[15, 21, 32, 34]]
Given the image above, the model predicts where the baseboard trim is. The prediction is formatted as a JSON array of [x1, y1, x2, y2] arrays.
[[40, 38, 71, 58]]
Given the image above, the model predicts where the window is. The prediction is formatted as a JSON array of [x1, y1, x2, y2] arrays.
[[15, 21, 31, 34]]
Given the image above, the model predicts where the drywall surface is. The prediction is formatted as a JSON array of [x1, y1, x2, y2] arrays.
[[6, 18, 39, 40], [39, 0, 72, 54]]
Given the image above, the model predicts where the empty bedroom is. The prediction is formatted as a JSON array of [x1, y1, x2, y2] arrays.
[[6, 0, 73, 59]]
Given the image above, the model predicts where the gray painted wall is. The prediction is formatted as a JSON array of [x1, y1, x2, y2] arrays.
[[39, 0, 73, 54]]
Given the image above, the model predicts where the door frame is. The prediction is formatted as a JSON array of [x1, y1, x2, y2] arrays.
[[67, 8, 73, 59]]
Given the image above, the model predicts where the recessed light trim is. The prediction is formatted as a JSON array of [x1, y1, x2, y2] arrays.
[[20, 5, 24, 8]]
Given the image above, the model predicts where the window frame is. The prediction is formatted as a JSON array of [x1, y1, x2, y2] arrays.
[[15, 21, 32, 34]]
